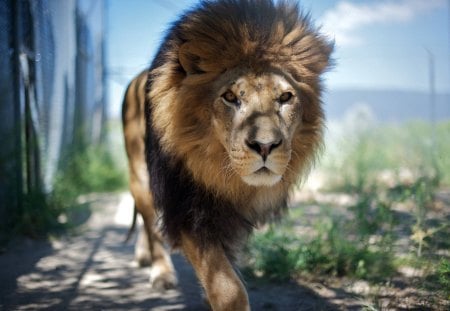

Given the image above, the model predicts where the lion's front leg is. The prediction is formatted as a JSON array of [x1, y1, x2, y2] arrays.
[[181, 233, 250, 311]]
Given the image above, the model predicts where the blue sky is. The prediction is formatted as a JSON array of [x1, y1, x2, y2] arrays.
[[107, 0, 450, 116]]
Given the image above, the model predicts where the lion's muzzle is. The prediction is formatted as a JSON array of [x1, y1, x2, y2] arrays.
[[238, 122, 289, 187]]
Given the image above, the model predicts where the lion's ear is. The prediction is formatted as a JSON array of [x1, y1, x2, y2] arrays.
[[178, 42, 205, 75]]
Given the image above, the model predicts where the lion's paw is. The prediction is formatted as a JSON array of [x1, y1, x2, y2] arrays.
[[150, 266, 178, 291]]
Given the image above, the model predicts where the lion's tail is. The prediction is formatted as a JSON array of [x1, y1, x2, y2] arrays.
[[124, 203, 138, 244]]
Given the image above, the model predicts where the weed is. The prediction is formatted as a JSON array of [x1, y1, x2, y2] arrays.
[[388, 176, 440, 257], [246, 228, 304, 280], [16, 190, 66, 238]]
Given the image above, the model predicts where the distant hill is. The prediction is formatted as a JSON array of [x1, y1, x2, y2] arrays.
[[323, 89, 450, 123]]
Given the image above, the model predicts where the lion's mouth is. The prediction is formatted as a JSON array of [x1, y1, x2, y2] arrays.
[[241, 166, 282, 187], [255, 167, 271, 175]]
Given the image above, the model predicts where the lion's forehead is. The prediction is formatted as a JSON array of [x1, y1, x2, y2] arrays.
[[232, 73, 292, 96]]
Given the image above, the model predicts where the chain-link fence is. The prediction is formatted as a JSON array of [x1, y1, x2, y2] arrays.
[[0, 0, 107, 232]]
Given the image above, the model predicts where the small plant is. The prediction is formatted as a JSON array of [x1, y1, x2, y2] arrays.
[[246, 228, 303, 280], [388, 175, 440, 257], [349, 187, 395, 239]]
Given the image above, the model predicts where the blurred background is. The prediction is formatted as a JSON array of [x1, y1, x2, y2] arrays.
[[0, 0, 449, 309]]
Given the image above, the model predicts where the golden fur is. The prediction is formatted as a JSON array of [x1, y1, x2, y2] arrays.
[[123, 0, 332, 309]]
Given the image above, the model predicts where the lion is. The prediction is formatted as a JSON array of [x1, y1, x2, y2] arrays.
[[122, 0, 333, 310]]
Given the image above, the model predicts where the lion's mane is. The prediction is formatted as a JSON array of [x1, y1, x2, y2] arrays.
[[145, 0, 333, 255]]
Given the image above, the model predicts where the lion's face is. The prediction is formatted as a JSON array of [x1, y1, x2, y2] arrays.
[[211, 71, 301, 187]]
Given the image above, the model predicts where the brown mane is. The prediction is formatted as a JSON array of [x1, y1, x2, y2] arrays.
[[149, 0, 333, 210]]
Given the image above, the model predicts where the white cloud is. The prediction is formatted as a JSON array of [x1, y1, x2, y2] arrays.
[[321, 0, 446, 46]]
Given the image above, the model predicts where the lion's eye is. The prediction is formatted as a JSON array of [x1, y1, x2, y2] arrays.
[[279, 92, 293, 104], [222, 90, 239, 105]]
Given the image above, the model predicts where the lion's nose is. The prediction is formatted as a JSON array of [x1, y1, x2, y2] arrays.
[[246, 139, 282, 161]]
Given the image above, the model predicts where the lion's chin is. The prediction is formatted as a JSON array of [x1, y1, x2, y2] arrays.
[[241, 168, 282, 187]]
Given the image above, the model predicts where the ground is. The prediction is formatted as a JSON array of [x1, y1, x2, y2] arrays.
[[0, 192, 448, 310]]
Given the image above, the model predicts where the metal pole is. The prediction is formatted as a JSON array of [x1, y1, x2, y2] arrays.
[[429, 50, 435, 125], [426, 49, 436, 155], [448, 0, 450, 114], [11, 0, 24, 210]]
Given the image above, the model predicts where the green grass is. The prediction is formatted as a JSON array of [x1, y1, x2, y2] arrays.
[[245, 212, 396, 282], [322, 121, 450, 190], [52, 143, 127, 204], [437, 259, 450, 299]]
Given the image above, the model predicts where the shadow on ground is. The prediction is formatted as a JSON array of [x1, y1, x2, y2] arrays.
[[0, 193, 362, 310]]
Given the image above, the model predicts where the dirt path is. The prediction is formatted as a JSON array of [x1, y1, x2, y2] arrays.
[[0, 193, 363, 310]]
